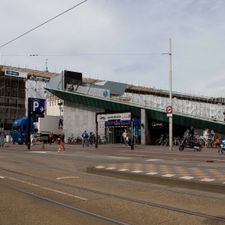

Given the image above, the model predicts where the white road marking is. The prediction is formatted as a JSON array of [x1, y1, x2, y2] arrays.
[[41, 186, 88, 201], [146, 159, 161, 162], [118, 169, 129, 172], [146, 172, 158, 175], [107, 156, 132, 160], [29, 151, 47, 154], [0, 176, 5, 179], [95, 165, 105, 169], [56, 176, 79, 180], [162, 174, 175, 177], [106, 167, 116, 170], [7, 176, 87, 201], [132, 170, 143, 173], [200, 178, 215, 182], [180, 176, 194, 180]]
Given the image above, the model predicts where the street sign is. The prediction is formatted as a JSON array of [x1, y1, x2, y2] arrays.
[[30, 98, 45, 115], [166, 105, 173, 114], [27, 98, 45, 150], [4, 69, 28, 79], [166, 105, 173, 117]]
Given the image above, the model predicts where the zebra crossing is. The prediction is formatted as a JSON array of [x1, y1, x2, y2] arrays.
[[93, 159, 225, 185]]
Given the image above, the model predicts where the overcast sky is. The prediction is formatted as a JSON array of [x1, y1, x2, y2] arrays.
[[0, 0, 225, 97]]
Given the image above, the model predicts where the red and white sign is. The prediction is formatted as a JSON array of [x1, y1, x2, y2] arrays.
[[166, 105, 173, 114]]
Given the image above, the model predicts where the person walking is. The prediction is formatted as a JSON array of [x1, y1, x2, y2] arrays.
[[203, 128, 209, 147], [122, 130, 127, 145], [60, 132, 65, 151], [0, 132, 4, 148], [57, 135, 61, 152], [57, 133, 65, 152], [82, 130, 89, 147], [89, 132, 95, 147], [219, 137, 225, 154], [48, 132, 53, 144]]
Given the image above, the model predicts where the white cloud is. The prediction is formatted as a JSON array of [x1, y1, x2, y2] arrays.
[[1, 0, 225, 97]]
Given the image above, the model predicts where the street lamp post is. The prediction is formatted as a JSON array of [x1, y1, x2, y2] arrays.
[[58, 101, 63, 117], [58, 101, 63, 129], [168, 38, 173, 151], [163, 39, 173, 151]]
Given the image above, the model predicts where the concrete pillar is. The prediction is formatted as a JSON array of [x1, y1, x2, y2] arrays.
[[141, 109, 149, 145]]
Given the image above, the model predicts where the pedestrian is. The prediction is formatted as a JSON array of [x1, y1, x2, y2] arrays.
[[127, 130, 131, 146], [89, 132, 95, 146], [122, 130, 127, 145], [0, 132, 4, 148], [57, 135, 61, 152], [203, 128, 209, 147], [59, 132, 65, 151], [82, 130, 89, 147], [48, 132, 53, 144], [219, 137, 225, 154], [30, 133, 35, 146]]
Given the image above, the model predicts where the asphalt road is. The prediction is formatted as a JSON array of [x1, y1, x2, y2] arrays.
[[0, 143, 225, 225]]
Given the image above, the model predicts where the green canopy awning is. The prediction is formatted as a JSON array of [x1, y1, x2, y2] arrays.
[[46, 88, 225, 134]]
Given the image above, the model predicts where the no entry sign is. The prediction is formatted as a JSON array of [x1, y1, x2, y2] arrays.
[[166, 105, 173, 115]]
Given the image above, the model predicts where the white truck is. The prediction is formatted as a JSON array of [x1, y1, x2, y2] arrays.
[[35, 115, 63, 142]]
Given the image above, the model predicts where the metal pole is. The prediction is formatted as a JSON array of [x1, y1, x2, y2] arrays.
[[62, 70, 65, 91], [130, 118, 134, 150], [27, 98, 31, 150], [95, 114, 98, 149], [169, 38, 173, 151]]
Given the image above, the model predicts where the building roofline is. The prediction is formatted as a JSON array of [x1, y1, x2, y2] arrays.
[[1, 65, 224, 104], [0, 65, 56, 79]]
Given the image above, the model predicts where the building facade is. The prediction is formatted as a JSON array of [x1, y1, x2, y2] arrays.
[[0, 65, 58, 132]]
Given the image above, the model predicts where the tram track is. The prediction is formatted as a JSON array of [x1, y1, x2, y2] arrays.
[[0, 163, 224, 201], [0, 181, 130, 225], [0, 166, 225, 223]]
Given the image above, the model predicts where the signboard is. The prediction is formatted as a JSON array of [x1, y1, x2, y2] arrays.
[[4, 70, 28, 79], [103, 90, 109, 97], [151, 122, 164, 128], [166, 105, 173, 117], [97, 112, 131, 123], [29, 98, 45, 115], [166, 105, 173, 114], [64, 70, 82, 89], [105, 120, 131, 127]]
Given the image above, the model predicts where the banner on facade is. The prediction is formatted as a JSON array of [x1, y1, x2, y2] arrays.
[[4, 70, 28, 79], [97, 112, 131, 122]]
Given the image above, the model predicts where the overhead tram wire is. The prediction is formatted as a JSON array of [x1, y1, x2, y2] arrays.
[[0, 0, 88, 49], [1, 52, 163, 57]]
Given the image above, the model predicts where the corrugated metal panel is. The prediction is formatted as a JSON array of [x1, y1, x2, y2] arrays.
[[102, 81, 128, 96]]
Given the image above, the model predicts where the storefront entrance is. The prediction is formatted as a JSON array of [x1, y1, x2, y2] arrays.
[[97, 112, 141, 144]]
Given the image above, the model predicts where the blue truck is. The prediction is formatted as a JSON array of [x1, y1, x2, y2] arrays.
[[11, 117, 35, 144], [11, 116, 61, 144]]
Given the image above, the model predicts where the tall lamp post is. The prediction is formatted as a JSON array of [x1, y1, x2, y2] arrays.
[[58, 101, 63, 117], [168, 38, 173, 151], [58, 101, 63, 129], [163, 38, 173, 151]]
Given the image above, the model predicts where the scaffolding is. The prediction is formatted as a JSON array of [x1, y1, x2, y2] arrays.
[[0, 72, 26, 130]]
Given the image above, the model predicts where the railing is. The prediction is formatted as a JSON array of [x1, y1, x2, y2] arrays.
[[123, 93, 224, 122], [68, 85, 224, 122]]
